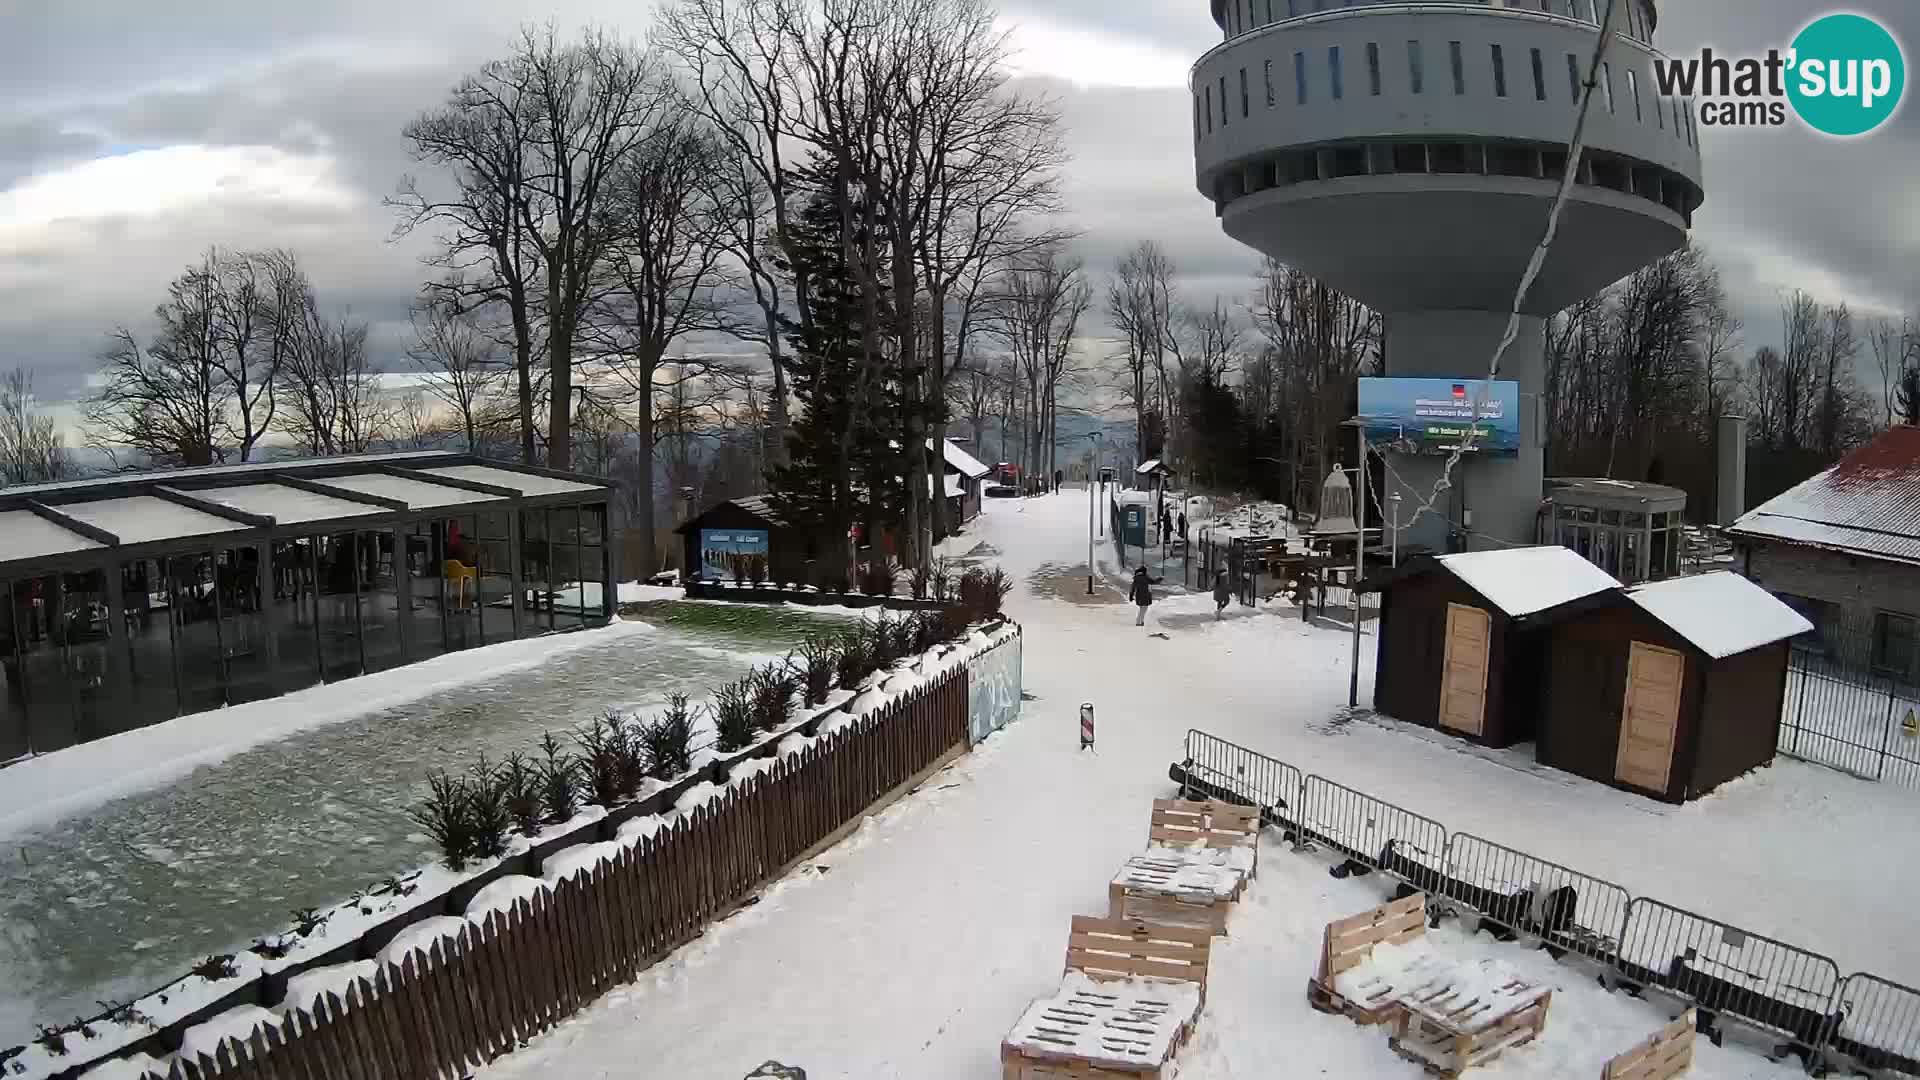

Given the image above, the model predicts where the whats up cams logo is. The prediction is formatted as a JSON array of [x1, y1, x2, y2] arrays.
[[1652, 12, 1906, 137]]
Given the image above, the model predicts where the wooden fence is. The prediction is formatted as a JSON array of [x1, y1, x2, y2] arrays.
[[148, 665, 971, 1079]]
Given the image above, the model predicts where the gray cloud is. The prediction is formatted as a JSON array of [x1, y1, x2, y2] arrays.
[[0, 0, 1913, 411]]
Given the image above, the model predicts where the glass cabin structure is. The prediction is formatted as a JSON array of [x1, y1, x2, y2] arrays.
[[0, 452, 614, 760], [1543, 476, 1687, 585]]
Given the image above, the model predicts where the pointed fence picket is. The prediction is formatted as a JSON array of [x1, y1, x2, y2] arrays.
[[115, 659, 980, 1080]]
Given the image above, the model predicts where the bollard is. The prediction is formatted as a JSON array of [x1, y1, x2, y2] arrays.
[[1080, 702, 1095, 750]]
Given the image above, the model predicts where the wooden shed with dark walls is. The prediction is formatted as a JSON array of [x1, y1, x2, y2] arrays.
[[1538, 572, 1813, 803], [1371, 547, 1622, 748], [675, 496, 844, 588]]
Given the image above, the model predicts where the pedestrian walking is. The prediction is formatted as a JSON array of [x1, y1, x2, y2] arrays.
[[1178, 509, 1188, 543], [1213, 570, 1232, 620], [1130, 566, 1155, 627]]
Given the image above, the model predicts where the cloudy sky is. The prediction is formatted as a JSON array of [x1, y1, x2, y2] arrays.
[[1, 0, 1915, 416]]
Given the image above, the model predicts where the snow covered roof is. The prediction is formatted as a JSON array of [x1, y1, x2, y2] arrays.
[[60, 496, 249, 545], [0, 509, 104, 563], [198, 483, 384, 525], [939, 439, 991, 479], [1728, 426, 1920, 566], [1625, 571, 1813, 659], [316, 472, 494, 510], [1435, 546, 1622, 618], [1136, 458, 1174, 475], [420, 463, 603, 497]]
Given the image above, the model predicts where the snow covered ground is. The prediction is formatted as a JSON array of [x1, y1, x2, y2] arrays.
[[474, 486, 1920, 1079], [0, 604, 855, 1050]]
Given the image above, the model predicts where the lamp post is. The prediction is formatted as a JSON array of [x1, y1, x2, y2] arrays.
[[1087, 432, 1100, 595], [1390, 492, 1402, 568], [1341, 419, 1369, 710]]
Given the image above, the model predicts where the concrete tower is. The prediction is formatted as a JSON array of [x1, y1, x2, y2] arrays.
[[1191, 0, 1703, 552]]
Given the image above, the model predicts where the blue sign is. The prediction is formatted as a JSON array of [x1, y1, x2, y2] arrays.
[[698, 528, 769, 580], [1358, 377, 1521, 457]]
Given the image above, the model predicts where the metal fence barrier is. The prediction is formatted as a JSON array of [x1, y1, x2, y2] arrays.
[[1828, 972, 1920, 1076], [1172, 731, 1920, 1075], [1443, 834, 1632, 972], [1295, 774, 1448, 881], [1179, 729, 1303, 829], [1615, 898, 1843, 1061]]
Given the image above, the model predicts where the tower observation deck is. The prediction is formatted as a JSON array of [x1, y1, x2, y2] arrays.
[[1192, 0, 1703, 552]]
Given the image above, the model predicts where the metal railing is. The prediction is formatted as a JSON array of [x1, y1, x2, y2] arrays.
[[1781, 640, 1920, 788], [1181, 728, 1919, 1076]]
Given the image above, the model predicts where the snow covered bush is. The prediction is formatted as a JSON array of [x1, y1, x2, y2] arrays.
[[497, 751, 544, 836], [189, 954, 239, 981], [465, 756, 513, 860], [933, 556, 954, 602], [835, 631, 871, 690], [797, 635, 836, 706], [537, 733, 581, 824], [980, 567, 1012, 617], [909, 560, 932, 600], [751, 666, 796, 732], [867, 612, 899, 666], [712, 681, 758, 753], [747, 554, 767, 587], [888, 613, 916, 659], [411, 770, 481, 870], [572, 713, 646, 807], [644, 694, 696, 780]]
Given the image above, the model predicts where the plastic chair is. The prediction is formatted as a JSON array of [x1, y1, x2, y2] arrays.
[[442, 560, 477, 610]]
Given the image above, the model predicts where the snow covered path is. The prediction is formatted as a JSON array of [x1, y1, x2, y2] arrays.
[[478, 490, 1915, 1078]]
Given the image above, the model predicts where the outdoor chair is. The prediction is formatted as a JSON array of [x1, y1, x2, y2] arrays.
[[1600, 1009, 1696, 1080], [1000, 916, 1212, 1079], [442, 560, 477, 610], [1107, 799, 1260, 936]]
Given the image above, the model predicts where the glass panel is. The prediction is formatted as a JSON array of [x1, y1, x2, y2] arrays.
[[441, 515, 483, 649], [580, 504, 608, 623], [521, 509, 555, 637], [271, 539, 322, 691], [55, 569, 111, 744], [1295, 51, 1308, 105], [1329, 46, 1342, 100], [1593, 529, 1612, 575], [475, 509, 514, 637], [1491, 43, 1507, 98], [1408, 40, 1424, 94], [12, 576, 77, 753], [1622, 530, 1642, 584], [118, 559, 175, 734], [1576, 506, 1598, 523], [317, 532, 365, 681], [167, 553, 228, 715], [361, 530, 407, 675], [1601, 509, 1621, 526], [215, 545, 278, 703], [549, 508, 583, 630], [1450, 40, 1465, 95], [401, 522, 446, 660], [0, 580, 28, 760], [1624, 511, 1645, 528], [1874, 614, 1916, 680]]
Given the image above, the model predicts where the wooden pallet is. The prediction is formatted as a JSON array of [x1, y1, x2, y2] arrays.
[[1601, 1009, 1697, 1080], [1108, 854, 1245, 937], [1001, 918, 1214, 1080], [1387, 983, 1552, 1077], [1308, 892, 1428, 1026], [1147, 798, 1261, 877]]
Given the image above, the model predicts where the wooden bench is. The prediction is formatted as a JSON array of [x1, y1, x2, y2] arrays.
[[1601, 1010, 1697, 1080], [1001, 917, 1213, 1080], [1110, 799, 1260, 936], [1387, 974, 1553, 1077], [1309, 892, 1431, 1025]]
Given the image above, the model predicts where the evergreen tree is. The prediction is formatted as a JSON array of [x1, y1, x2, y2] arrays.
[[767, 153, 909, 569], [1898, 362, 1920, 427]]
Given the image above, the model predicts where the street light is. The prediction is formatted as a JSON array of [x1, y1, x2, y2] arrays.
[[1087, 431, 1100, 595]]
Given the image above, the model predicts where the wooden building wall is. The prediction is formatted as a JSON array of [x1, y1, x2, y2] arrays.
[[679, 504, 821, 586], [1375, 570, 1521, 746], [1689, 640, 1790, 797], [1539, 603, 1707, 803]]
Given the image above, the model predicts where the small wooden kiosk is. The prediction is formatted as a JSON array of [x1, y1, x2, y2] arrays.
[[1538, 571, 1811, 803], [1370, 547, 1622, 748]]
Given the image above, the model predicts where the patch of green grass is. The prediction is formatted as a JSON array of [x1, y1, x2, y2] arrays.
[[622, 600, 856, 646]]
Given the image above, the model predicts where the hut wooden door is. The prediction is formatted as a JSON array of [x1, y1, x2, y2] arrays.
[[1438, 603, 1491, 736], [1616, 642, 1684, 792]]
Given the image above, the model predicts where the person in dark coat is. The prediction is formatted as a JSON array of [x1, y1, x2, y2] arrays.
[[1130, 566, 1154, 627], [1213, 570, 1232, 620]]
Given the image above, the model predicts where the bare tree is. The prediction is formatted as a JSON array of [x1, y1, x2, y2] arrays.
[[1106, 240, 1180, 459], [1250, 258, 1379, 511], [276, 297, 388, 455], [207, 249, 285, 460], [88, 265, 224, 466], [993, 244, 1089, 482], [409, 296, 511, 452], [0, 368, 69, 485], [586, 113, 735, 574], [1868, 315, 1916, 429]]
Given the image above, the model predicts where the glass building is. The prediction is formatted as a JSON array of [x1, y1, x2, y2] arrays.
[[1542, 477, 1688, 585], [0, 452, 614, 760]]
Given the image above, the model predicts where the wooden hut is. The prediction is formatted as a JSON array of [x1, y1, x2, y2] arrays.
[[675, 496, 845, 588], [1371, 547, 1621, 748], [1538, 571, 1812, 803]]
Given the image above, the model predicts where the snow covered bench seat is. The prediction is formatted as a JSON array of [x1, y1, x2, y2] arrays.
[[1000, 916, 1213, 1079], [1309, 891, 1431, 1025], [1601, 1008, 1696, 1080], [1109, 799, 1260, 935]]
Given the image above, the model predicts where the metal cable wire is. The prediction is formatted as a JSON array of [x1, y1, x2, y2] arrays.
[[1389, 0, 1626, 537]]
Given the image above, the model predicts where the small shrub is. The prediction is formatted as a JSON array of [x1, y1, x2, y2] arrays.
[[466, 755, 513, 860], [536, 732, 580, 824], [251, 936, 296, 960], [835, 631, 871, 690], [867, 612, 897, 666], [573, 713, 643, 807], [981, 567, 1013, 617], [410, 770, 476, 870], [932, 556, 954, 602], [956, 567, 988, 620], [712, 681, 758, 752], [797, 635, 836, 706], [290, 906, 330, 937], [911, 611, 938, 654], [731, 555, 746, 585], [498, 751, 543, 836], [859, 559, 897, 597], [33, 1025, 67, 1056], [190, 954, 239, 982], [644, 693, 697, 779], [888, 612, 916, 659], [751, 666, 796, 731], [98, 999, 154, 1029], [938, 600, 971, 643], [909, 560, 932, 600]]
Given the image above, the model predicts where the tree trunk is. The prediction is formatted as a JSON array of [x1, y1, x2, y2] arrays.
[[764, 305, 791, 470], [635, 382, 656, 577], [547, 270, 572, 471]]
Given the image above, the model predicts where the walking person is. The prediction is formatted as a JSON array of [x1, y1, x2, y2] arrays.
[[1130, 566, 1155, 627], [1213, 570, 1232, 620]]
